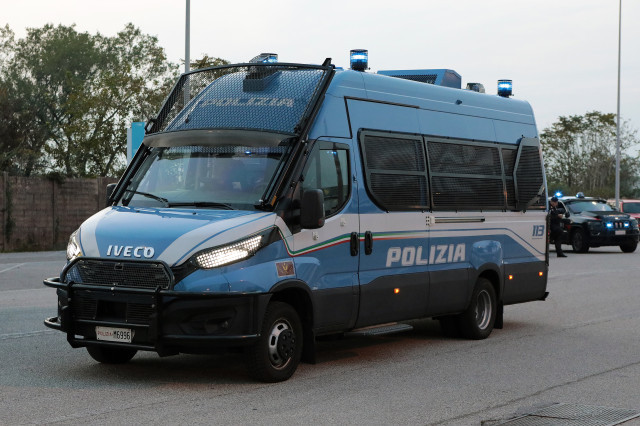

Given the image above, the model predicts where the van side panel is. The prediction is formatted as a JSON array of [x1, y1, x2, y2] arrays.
[[345, 99, 421, 135], [418, 109, 497, 142], [338, 78, 547, 325]]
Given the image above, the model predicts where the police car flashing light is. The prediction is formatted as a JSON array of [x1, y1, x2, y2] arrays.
[[249, 53, 278, 63], [497, 79, 513, 98], [350, 49, 368, 71], [262, 53, 278, 63]]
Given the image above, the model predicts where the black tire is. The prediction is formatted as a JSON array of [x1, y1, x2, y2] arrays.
[[86, 346, 137, 364], [458, 278, 497, 340], [620, 240, 638, 253], [571, 229, 589, 253], [247, 301, 303, 382]]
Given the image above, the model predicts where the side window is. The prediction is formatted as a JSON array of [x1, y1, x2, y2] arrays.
[[501, 147, 518, 210], [301, 143, 350, 217], [427, 139, 504, 210], [360, 131, 429, 211], [513, 138, 545, 210]]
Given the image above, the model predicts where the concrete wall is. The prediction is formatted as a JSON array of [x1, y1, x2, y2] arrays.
[[0, 172, 118, 251]]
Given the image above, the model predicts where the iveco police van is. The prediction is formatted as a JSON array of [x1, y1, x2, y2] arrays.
[[44, 51, 549, 382]]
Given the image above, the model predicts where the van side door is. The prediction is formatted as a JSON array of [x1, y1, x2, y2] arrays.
[[290, 140, 359, 333], [355, 130, 431, 327]]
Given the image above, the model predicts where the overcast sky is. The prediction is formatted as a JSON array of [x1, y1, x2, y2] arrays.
[[3, 0, 639, 133]]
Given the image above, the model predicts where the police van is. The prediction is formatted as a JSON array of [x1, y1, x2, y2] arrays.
[[44, 51, 549, 382]]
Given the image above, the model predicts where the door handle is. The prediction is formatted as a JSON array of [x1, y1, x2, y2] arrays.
[[365, 231, 373, 255], [350, 232, 359, 256]]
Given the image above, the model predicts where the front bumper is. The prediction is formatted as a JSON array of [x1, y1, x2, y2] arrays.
[[585, 228, 639, 246], [44, 277, 270, 355]]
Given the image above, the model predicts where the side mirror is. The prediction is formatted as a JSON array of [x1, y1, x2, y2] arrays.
[[106, 183, 117, 207], [300, 189, 325, 229], [564, 211, 570, 218]]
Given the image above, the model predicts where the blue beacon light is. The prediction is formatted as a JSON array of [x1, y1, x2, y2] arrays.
[[262, 53, 278, 63], [497, 79, 513, 98], [350, 49, 368, 72]]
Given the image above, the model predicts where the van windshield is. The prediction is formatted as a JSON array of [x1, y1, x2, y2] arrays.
[[120, 144, 286, 210]]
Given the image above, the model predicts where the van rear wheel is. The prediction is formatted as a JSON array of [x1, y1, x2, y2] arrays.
[[247, 301, 302, 382], [458, 278, 496, 340]]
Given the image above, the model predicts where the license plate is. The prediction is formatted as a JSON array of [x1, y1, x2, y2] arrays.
[[96, 326, 134, 343], [615, 230, 626, 235]]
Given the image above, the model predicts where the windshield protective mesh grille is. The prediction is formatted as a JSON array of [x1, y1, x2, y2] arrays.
[[152, 64, 329, 135]]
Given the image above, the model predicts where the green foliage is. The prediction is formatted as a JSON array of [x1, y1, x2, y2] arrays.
[[0, 23, 179, 177], [188, 55, 230, 70], [541, 111, 640, 198]]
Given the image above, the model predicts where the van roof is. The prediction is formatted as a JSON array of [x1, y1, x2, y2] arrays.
[[328, 69, 536, 125]]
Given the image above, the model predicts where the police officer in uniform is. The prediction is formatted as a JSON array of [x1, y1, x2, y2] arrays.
[[549, 196, 567, 257]]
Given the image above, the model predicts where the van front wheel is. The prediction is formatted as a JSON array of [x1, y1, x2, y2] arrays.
[[458, 278, 497, 340], [247, 301, 302, 382]]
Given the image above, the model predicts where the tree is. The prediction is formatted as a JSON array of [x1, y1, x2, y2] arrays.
[[0, 26, 50, 175], [0, 24, 179, 177], [541, 111, 640, 198], [188, 55, 229, 70]]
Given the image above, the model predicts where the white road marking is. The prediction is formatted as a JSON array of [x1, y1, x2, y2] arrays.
[[0, 263, 25, 274]]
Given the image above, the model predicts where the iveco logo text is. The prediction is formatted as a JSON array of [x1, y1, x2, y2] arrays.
[[106, 245, 154, 258], [386, 244, 466, 267]]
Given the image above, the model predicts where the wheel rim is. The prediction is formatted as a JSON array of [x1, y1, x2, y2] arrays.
[[475, 289, 492, 330], [573, 232, 583, 250], [267, 319, 296, 369]]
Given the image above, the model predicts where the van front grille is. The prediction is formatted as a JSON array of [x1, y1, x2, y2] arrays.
[[64, 259, 172, 289]]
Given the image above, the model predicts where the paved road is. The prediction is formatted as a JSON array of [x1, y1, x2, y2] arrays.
[[1, 249, 640, 425]]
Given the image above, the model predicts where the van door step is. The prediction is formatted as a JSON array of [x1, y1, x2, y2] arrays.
[[348, 323, 413, 336]]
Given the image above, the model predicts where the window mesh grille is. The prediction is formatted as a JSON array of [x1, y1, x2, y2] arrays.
[[428, 142, 501, 176], [362, 135, 429, 210], [432, 176, 505, 210], [365, 136, 425, 171], [505, 180, 517, 209], [359, 132, 543, 212], [370, 173, 428, 210], [515, 145, 545, 209], [502, 148, 517, 175]]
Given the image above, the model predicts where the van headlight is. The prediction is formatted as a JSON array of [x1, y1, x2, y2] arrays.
[[192, 231, 275, 269], [66, 230, 83, 261]]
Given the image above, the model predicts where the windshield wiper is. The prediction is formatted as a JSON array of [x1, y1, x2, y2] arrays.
[[123, 190, 169, 206], [167, 201, 235, 210]]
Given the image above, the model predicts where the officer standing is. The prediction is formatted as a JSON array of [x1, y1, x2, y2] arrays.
[[549, 196, 567, 257]]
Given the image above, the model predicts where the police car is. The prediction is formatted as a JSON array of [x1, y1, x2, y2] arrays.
[[554, 193, 639, 253]]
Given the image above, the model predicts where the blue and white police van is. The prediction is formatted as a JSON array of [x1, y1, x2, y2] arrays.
[[44, 51, 549, 382]]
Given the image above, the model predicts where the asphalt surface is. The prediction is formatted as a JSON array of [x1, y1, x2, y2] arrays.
[[1, 248, 640, 425]]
